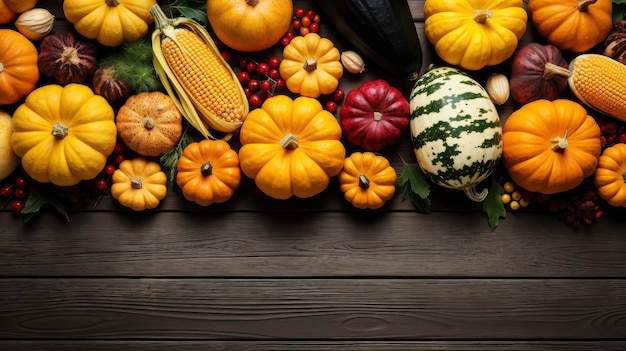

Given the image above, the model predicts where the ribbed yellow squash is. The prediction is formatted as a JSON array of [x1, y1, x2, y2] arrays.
[[423, 0, 527, 70], [238, 95, 346, 200], [11, 84, 117, 186]]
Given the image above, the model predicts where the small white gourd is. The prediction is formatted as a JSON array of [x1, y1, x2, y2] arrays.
[[15, 8, 55, 41]]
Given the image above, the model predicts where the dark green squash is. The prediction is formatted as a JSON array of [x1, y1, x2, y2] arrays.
[[316, 0, 422, 79]]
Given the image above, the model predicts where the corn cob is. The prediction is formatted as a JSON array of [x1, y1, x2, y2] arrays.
[[568, 54, 626, 122], [150, 4, 248, 140]]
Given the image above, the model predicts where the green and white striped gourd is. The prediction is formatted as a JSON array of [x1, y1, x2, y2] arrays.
[[409, 66, 503, 202]]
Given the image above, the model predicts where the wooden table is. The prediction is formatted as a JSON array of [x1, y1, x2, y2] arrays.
[[2, 0, 626, 349]]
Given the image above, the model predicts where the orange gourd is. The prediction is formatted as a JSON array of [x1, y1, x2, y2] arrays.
[[176, 139, 241, 206], [0, 29, 39, 105], [338, 152, 397, 210], [0, 0, 37, 24], [528, 0, 612, 53], [207, 0, 293, 52], [593, 143, 626, 207], [502, 99, 602, 194]]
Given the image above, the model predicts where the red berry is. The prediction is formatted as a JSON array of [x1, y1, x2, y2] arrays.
[[275, 78, 286, 89], [13, 188, 28, 199], [11, 200, 25, 214], [280, 36, 291, 46], [114, 143, 125, 154], [309, 22, 320, 33], [115, 154, 125, 164], [104, 164, 116, 176], [260, 80, 272, 92], [292, 19, 301, 30], [305, 9, 316, 19], [15, 177, 28, 189], [239, 57, 249, 69], [268, 69, 280, 80], [301, 16, 311, 27], [221, 50, 232, 62], [268, 57, 281, 68], [285, 31, 295, 39], [0, 185, 13, 198], [256, 62, 270, 76], [244, 87, 252, 98], [248, 79, 260, 92], [249, 94, 263, 107], [238, 71, 250, 84], [326, 101, 338, 113], [95, 179, 108, 191], [294, 8, 305, 18], [333, 89, 345, 102], [246, 61, 257, 73]]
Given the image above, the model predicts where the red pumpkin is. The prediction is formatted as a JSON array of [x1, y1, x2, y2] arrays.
[[38, 31, 98, 85], [339, 79, 410, 151], [509, 43, 571, 105]]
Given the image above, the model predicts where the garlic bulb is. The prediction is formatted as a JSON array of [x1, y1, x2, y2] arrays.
[[341, 50, 365, 74], [485, 73, 510, 105], [15, 8, 55, 41]]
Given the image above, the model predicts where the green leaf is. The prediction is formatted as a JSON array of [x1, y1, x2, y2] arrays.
[[396, 160, 431, 213], [614, 2, 626, 22], [482, 178, 506, 232], [22, 190, 70, 223], [168, 0, 208, 25], [159, 127, 202, 183]]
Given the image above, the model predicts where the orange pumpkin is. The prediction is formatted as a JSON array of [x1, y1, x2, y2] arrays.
[[0, 0, 37, 24], [502, 99, 602, 194], [593, 143, 626, 207], [176, 139, 241, 206], [207, 0, 293, 52], [528, 0, 613, 53], [0, 29, 39, 105]]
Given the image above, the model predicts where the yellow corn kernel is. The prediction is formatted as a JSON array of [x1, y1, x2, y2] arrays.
[[161, 28, 245, 124], [569, 54, 626, 122]]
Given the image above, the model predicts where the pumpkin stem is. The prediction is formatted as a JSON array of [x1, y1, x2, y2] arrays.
[[246, 0, 260, 6], [550, 130, 569, 152], [201, 161, 213, 176], [105, 0, 120, 6], [577, 0, 597, 12], [303, 58, 318, 72], [130, 177, 143, 189], [144, 118, 155, 130], [280, 133, 299, 150], [373, 111, 383, 121], [51, 122, 69, 139], [463, 185, 488, 202], [61, 47, 81, 66], [473, 10, 493, 23], [543, 63, 572, 80], [358, 174, 370, 189]]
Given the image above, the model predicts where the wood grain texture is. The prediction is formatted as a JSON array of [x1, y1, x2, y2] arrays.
[[2, 279, 625, 339]]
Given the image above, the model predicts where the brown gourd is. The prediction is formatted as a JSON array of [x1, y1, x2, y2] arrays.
[[116, 91, 183, 157]]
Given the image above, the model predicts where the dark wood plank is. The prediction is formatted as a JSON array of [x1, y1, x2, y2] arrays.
[[2, 211, 625, 277], [3, 341, 626, 351], [1, 278, 625, 339]]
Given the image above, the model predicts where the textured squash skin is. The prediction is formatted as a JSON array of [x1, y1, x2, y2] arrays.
[[0, 110, 20, 181], [409, 66, 503, 202]]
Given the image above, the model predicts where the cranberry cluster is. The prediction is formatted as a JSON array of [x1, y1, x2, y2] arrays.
[[0, 170, 33, 214]]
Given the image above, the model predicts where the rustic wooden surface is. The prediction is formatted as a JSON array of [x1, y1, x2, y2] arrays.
[[2, 0, 626, 350]]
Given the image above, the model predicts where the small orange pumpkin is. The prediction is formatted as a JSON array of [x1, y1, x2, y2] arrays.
[[176, 139, 241, 206], [0, 29, 39, 105], [0, 0, 38, 24], [502, 99, 602, 194], [338, 152, 397, 210], [593, 143, 626, 207], [116, 92, 183, 157], [528, 0, 613, 53], [207, 0, 293, 52]]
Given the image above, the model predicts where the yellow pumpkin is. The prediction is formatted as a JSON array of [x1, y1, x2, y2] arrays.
[[63, 0, 156, 47], [207, 0, 293, 52], [111, 157, 167, 211], [528, 0, 612, 53], [594, 143, 626, 207], [11, 84, 117, 186], [176, 139, 241, 206], [116, 91, 183, 157], [338, 152, 397, 210], [0, 110, 20, 181], [423, 0, 527, 70], [279, 33, 343, 98], [0, 0, 37, 24], [239, 95, 346, 199]]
